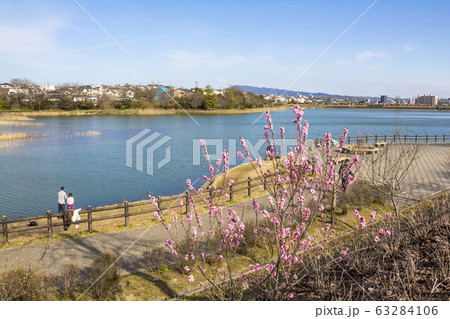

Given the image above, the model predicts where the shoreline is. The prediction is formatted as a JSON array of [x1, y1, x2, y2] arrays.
[[298, 104, 449, 112], [0, 106, 288, 118], [1, 104, 448, 118]]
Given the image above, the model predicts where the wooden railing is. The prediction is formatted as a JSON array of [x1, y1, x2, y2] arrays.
[[1, 175, 275, 246], [343, 134, 448, 145]]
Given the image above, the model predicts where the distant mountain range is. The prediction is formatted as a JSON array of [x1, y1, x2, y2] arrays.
[[237, 85, 381, 101]]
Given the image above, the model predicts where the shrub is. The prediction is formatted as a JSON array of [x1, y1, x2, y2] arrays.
[[89, 252, 121, 300], [337, 179, 386, 212], [142, 246, 167, 272], [0, 267, 52, 301], [56, 263, 81, 300]]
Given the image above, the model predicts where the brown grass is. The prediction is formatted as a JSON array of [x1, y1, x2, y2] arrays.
[[0, 115, 34, 121], [3, 106, 289, 118], [0, 133, 39, 150], [289, 192, 449, 301], [0, 133, 28, 141], [74, 130, 101, 137]]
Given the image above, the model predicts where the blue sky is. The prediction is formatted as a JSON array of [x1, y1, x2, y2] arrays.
[[1, 0, 449, 98]]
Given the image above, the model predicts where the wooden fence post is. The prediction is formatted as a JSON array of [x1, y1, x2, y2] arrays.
[[230, 184, 234, 202], [124, 201, 129, 227], [87, 205, 93, 232], [248, 177, 251, 197], [185, 191, 189, 214], [404, 135, 407, 143], [384, 135, 387, 142], [375, 134, 378, 143], [157, 196, 162, 210], [415, 134, 418, 142], [47, 210, 53, 238], [2, 215, 8, 246], [444, 135, 446, 142], [435, 135, 437, 143], [426, 135, 429, 143]]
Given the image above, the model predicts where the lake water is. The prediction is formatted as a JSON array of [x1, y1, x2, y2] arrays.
[[1, 108, 449, 218]]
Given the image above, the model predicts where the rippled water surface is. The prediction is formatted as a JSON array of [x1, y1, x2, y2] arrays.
[[1, 109, 449, 218]]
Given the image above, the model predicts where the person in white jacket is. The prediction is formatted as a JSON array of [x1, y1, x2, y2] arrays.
[[57, 186, 68, 215]]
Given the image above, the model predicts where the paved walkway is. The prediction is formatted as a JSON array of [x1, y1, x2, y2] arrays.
[[0, 143, 448, 278]]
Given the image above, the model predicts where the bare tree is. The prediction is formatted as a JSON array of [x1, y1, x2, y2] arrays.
[[10, 78, 36, 87], [362, 142, 421, 217]]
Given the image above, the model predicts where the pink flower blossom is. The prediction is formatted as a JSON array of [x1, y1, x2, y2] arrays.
[[184, 266, 190, 272], [261, 210, 269, 218], [374, 236, 380, 243], [187, 275, 194, 282], [289, 293, 294, 299], [265, 264, 275, 272]]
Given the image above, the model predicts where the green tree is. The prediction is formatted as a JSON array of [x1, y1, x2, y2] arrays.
[[0, 97, 4, 109], [203, 85, 217, 109], [193, 87, 204, 94]]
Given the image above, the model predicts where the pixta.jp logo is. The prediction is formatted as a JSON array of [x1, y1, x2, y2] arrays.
[[126, 129, 171, 175]]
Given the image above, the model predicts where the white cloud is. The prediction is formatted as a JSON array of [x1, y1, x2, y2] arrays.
[[0, 19, 64, 56], [356, 50, 390, 63]]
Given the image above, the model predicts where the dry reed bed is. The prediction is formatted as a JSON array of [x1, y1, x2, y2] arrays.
[[0, 120, 44, 126], [74, 130, 101, 137], [0, 133, 28, 141]]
